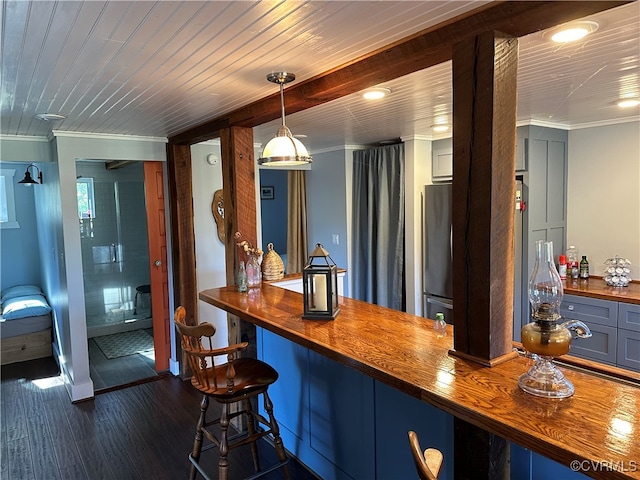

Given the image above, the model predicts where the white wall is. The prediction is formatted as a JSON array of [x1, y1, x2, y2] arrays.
[[403, 135, 433, 315], [191, 142, 230, 349], [568, 121, 640, 280]]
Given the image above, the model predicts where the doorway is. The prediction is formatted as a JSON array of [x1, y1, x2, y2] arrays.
[[76, 160, 157, 390]]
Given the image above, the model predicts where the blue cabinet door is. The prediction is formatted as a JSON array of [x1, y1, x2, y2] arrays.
[[307, 349, 375, 480], [374, 381, 454, 480], [257, 328, 309, 458], [258, 328, 375, 479]]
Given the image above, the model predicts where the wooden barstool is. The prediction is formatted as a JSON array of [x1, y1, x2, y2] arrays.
[[174, 306, 290, 480], [408, 431, 443, 480]]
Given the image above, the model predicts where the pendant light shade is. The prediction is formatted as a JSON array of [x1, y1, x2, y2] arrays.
[[258, 72, 312, 166]]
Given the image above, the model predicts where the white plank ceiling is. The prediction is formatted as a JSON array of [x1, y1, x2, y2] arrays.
[[1, 1, 638, 152]]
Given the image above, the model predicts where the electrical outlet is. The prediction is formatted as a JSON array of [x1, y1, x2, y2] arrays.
[[332, 234, 339, 245]]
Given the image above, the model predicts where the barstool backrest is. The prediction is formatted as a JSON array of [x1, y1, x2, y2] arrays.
[[408, 431, 443, 480], [174, 305, 249, 394]]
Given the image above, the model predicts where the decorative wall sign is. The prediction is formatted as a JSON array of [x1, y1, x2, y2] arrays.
[[261, 186, 275, 200]]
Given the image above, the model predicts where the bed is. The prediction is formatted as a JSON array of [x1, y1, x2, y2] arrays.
[[1, 285, 53, 365]]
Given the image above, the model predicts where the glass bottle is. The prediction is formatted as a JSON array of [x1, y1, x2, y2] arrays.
[[566, 245, 579, 280], [579, 256, 589, 279], [246, 254, 262, 288], [237, 261, 247, 292], [434, 312, 447, 338]]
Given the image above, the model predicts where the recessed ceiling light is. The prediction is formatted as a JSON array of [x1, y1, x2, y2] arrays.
[[35, 113, 66, 121], [617, 98, 640, 108], [549, 21, 599, 43], [431, 124, 450, 133], [362, 87, 391, 100]]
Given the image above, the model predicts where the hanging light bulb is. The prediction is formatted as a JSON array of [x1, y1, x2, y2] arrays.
[[258, 72, 312, 166]]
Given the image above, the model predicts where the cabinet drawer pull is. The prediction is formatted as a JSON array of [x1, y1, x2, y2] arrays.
[[568, 305, 574, 311]]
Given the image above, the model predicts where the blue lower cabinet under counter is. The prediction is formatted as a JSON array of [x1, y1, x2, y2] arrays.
[[510, 445, 589, 480], [257, 327, 375, 480], [257, 327, 591, 479], [373, 381, 453, 480]]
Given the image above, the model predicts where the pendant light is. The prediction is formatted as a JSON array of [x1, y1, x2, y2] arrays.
[[258, 72, 312, 166]]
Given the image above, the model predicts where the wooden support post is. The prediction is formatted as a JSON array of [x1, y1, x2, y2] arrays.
[[167, 142, 198, 326], [451, 31, 519, 365], [220, 126, 258, 356], [167, 142, 198, 377], [450, 31, 518, 480]]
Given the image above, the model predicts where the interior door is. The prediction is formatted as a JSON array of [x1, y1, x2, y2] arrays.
[[144, 162, 170, 371]]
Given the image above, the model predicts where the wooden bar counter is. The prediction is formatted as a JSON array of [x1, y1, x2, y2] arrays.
[[200, 284, 640, 479]]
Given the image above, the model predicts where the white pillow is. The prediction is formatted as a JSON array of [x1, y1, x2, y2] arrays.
[[2, 294, 52, 320]]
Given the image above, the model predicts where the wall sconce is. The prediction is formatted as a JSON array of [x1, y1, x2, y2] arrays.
[[302, 243, 340, 320], [18, 164, 43, 186]]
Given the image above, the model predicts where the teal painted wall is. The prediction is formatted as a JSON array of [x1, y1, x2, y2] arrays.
[[0, 162, 41, 290]]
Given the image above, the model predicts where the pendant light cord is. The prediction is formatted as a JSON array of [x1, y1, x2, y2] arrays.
[[280, 81, 286, 127]]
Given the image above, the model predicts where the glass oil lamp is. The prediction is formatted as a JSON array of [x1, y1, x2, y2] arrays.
[[518, 240, 592, 398]]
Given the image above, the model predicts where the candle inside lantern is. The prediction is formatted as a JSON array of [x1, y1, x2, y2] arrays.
[[314, 275, 327, 311]]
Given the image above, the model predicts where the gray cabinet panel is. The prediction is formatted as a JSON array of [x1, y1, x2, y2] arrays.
[[617, 329, 640, 372], [431, 138, 453, 180], [560, 294, 618, 327], [515, 131, 526, 171], [547, 140, 567, 223], [618, 303, 640, 330], [569, 323, 617, 365]]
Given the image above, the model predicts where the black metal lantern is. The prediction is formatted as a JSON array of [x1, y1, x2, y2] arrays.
[[302, 243, 340, 320]]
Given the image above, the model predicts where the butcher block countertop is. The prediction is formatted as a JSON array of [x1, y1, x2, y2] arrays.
[[200, 284, 639, 480], [563, 277, 640, 305]]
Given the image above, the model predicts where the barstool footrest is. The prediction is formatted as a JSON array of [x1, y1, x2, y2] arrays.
[[188, 453, 289, 480]]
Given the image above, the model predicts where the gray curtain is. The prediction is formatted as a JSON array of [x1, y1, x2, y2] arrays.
[[352, 143, 405, 310], [286, 170, 308, 274]]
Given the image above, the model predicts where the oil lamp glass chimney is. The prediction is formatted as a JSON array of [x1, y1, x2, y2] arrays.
[[518, 240, 591, 398]]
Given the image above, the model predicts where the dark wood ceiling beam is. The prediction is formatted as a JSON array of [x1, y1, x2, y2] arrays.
[[169, 1, 628, 146]]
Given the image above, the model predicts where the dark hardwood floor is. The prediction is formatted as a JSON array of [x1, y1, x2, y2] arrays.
[[1, 357, 319, 480]]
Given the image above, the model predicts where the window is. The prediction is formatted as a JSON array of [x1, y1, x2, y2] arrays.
[[0, 169, 20, 229], [77, 177, 95, 218]]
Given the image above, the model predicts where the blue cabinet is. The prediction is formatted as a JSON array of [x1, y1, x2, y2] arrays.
[[258, 327, 591, 479], [374, 381, 453, 480], [257, 328, 375, 479]]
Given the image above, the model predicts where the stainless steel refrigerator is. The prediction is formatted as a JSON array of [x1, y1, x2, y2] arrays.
[[422, 181, 524, 330], [422, 184, 454, 321]]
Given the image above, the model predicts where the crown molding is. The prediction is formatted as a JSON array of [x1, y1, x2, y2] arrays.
[[51, 130, 168, 143]]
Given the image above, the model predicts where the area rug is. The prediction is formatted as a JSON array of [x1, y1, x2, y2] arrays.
[[93, 330, 154, 360]]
